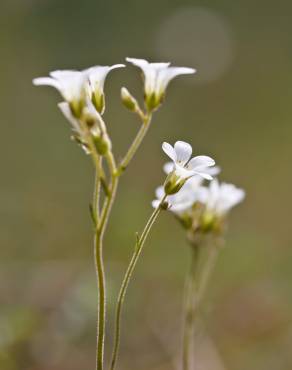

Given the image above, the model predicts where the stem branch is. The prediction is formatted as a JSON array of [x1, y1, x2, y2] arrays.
[[118, 113, 152, 173], [110, 195, 167, 370]]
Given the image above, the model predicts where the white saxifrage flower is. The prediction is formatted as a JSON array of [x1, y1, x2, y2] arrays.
[[58, 100, 110, 155], [197, 179, 245, 217], [164, 161, 221, 181], [162, 141, 215, 195], [126, 57, 196, 111], [58, 100, 101, 138], [85, 64, 125, 114], [33, 70, 89, 117]]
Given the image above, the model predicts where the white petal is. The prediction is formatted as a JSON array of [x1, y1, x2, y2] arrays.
[[86, 64, 125, 90], [207, 165, 221, 176], [151, 200, 160, 209], [174, 163, 192, 179], [33, 77, 61, 90], [126, 57, 149, 69], [174, 141, 192, 163], [186, 175, 204, 190], [156, 66, 196, 92], [171, 200, 193, 213], [196, 187, 209, 204], [187, 155, 215, 170], [49, 70, 87, 102], [108, 63, 125, 70], [127, 58, 170, 96], [193, 171, 213, 180], [155, 186, 165, 200], [58, 102, 82, 134], [162, 142, 176, 162], [50, 70, 78, 79], [163, 162, 174, 174]]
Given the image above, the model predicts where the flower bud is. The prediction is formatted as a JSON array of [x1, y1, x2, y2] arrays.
[[121, 87, 139, 112], [94, 134, 112, 156], [164, 171, 186, 195]]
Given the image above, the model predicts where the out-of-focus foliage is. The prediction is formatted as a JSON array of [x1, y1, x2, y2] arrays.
[[1, 0, 292, 369]]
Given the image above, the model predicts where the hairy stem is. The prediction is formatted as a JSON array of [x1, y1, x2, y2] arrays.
[[110, 195, 167, 370]]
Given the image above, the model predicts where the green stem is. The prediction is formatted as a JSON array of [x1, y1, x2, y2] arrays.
[[118, 113, 152, 173], [182, 245, 200, 370], [110, 195, 167, 370], [95, 229, 106, 370], [182, 242, 219, 370], [95, 153, 118, 370], [93, 159, 102, 223]]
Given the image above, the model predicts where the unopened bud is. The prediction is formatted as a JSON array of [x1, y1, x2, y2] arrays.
[[121, 87, 139, 112], [94, 134, 111, 156]]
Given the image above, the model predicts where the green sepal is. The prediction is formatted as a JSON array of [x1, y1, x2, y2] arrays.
[[93, 136, 110, 156], [92, 92, 105, 114]]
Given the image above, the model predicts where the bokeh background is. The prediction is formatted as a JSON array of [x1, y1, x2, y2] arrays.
[[1, 0, 292, 369]]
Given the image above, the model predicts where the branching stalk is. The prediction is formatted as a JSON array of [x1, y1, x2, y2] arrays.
[[92, 110, 155, 370]]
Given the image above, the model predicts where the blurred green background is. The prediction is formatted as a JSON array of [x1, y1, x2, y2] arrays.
[[1, 0, 292, 369]]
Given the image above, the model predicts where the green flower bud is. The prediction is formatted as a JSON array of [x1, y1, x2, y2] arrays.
[[94, 135, 111, 156], [121, 87, 139, 112]]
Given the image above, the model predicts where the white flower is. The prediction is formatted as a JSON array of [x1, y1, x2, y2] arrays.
[[85, 64, 125, 114], [197, 179, 245, 216], [126, 57, 196, 110], [164, 161, 220, 183], [152, 181, 200, 214], [58, 100, 101, 139], [33, 70, 88, 117], [162, 140, 215, 180]]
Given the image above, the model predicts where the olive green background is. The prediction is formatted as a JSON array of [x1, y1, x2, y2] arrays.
[[1, 0, 292, 369]]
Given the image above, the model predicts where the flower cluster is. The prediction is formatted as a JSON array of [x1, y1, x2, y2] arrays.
[[153, 140, 245, 238], [34, 56, 246, 370], [33, 58, 196, 155], [33, 65, 126, 155]]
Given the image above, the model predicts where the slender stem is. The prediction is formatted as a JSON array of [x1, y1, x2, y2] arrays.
[[95, 152, 118, 370], [182, 242, 219, 370], [110, 195, 167, 370], [95, 229, 106, 370], [182, 246, 200, 370], [93, 159, 102, 223], [118, 113, 152, 173]]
